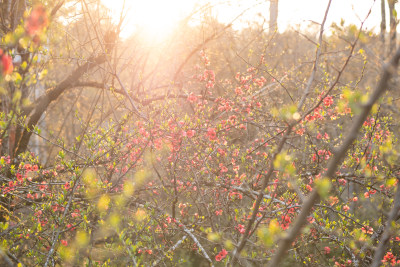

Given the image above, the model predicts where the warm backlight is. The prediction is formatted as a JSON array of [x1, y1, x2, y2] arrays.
[[101, 0, 196, 40], [101, 0, 382, 41]]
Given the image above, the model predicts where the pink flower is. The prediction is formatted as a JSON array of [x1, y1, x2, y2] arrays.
[[71, 209, 80, 218], [25, 5, 48, 37], [0, 50, 13, 75], [187, 93, 198, 103], [219, 163, 228, 173], [38, 181, 48, 191], [220, 249, 228, 257], [215, 210, 223, 216], [207, 128, 217, 141], [236, 224, 245, 234], [323, 96, 334, 107], [342, 205, 350, 212], [61, 240, 68, 246], [324, 246, 331, 254], [186, 130, 195, 138], [215, 249, 228, 261], [307, 217, 315, 223], [383, 252, 397, 265], [362, 226, 373, 234], [64, 182, 71, 190]]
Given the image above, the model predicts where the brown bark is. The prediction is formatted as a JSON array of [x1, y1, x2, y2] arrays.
[[381, 0, 387, 59], [269, 0, 278, 33], [14, 55, 106, 156], [10, 0, 26, 30], [388, 0, 398, 55]]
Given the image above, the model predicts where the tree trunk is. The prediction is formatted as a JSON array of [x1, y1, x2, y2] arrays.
[[388, 0, 398, 55], [269, 0, 278, 34], [381, 0, 387, 59]]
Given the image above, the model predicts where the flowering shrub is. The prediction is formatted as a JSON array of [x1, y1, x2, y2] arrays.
[[0, 1, 400, 267]]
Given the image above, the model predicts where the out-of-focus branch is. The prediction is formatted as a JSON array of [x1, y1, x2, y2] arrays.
[[230, 127, 292, 265], [297, 0, 332, 110], [173, 23, 232, 82], [172, 4, 256, 83], [50, 1, 64, 17], [0, 248, 14, 267], [71, 81, 216, 106], [134, 198, 214, 266], [151, 235, 187, 267], [370, 178, 400, 267], [182, 227, 213, 266], [267, 46, 400, 266], [15, 55, 106, 155]]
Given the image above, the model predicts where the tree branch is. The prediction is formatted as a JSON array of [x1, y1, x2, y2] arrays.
[[268, 46, 400, 266], [370, 177, 400, 267], [15, 55, 106, 155]]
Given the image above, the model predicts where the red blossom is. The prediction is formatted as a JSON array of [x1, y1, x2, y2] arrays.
[[236, 224, 245, 234], [323, 96, 334, 107], [25, 5, 48, 37], [215, 209, 223, 216], [207, 128, 217, 141], [186, 129, 195, 138], [0, 52, 13, 75], [215, 249, 228, 261], [39, 181, 48, 191], [382, 252, 397, 265], [362, 226, 373, 235], [187, 93, 198, 103], [220, 249, 228, 257], [219, 163, 228, 173], [64, 182, 71, 190], [296, 128, 305, 136]]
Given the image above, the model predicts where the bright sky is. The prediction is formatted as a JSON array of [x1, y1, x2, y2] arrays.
[[101, 0, 392, 40]]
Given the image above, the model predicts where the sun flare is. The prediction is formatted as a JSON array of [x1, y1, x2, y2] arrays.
[[101, 0, 382, 42], [101, 0, 196, 40]]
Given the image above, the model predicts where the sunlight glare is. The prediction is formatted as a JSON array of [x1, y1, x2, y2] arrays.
[[101, 0, 196, 40], [101, 0, 385, 41]]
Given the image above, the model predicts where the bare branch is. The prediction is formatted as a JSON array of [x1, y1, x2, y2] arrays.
[[297, 0, 332, 110], [268, 46, 400, 266], [370, 178, 400, 267], [15, 55, 106, 155]]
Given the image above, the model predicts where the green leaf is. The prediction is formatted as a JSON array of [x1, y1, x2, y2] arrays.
[[315, 178, 332, 199]]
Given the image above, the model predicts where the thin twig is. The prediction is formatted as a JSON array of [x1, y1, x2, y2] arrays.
[[370, 178, 400, 267], [151, 235, 188, 267], [268, 46, 400, 267], [297, 0, 332, 110]]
